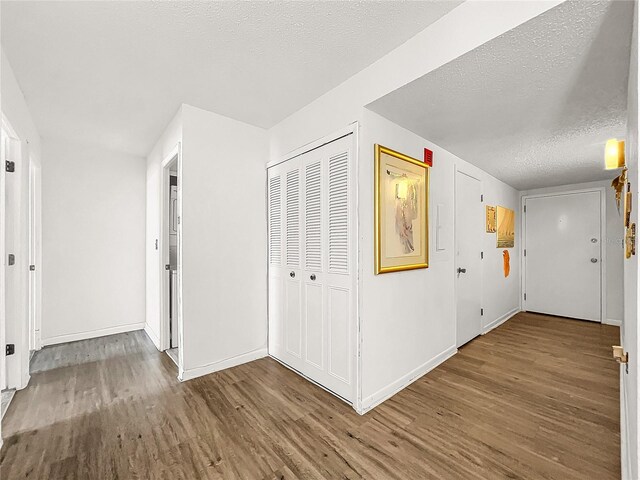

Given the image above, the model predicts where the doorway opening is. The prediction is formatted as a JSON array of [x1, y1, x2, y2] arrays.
[[160, 147, 182, 374]]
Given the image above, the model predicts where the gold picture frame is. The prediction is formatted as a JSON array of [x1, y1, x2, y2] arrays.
[[626, 223, 636, 259], [486, 205, 496, 233], [375, 144, 429, 274], [496, 205, 515, 248], [625, 186, 632, 228]]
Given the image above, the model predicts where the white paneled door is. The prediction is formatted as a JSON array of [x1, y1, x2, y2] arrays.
[[455, 171, 483, 347], [524, 191, 602, 321], [268, 134, 355, 402]]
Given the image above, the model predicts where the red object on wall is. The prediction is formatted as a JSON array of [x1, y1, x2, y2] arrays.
[[424, 148, 433, 167]]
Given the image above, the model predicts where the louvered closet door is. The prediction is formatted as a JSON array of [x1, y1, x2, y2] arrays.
[[268, 134, 355, 403]]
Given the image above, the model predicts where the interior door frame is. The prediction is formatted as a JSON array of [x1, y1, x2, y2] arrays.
[[0, 124, 7, 395], [520, 187, 607, 323], [28, 154, 42, 351], [1, 114, 31, 392], [453, 167, 483, 347], [159, 143, 184, 378], [266, 122, 361, 412]]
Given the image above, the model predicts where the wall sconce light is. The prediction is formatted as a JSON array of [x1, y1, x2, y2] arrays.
[[605, 138, 625, 170], [607, 138, 627, 213]]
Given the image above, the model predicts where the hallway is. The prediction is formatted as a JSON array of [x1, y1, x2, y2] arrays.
[[0, 312, 620, 479]]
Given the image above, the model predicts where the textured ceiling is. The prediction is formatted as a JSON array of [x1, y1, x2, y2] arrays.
[[368, 1, 633, 190], [1, 0, 462, 156]]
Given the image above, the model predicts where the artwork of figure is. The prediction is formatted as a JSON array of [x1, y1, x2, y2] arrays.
[[389, 173, 418, 254]]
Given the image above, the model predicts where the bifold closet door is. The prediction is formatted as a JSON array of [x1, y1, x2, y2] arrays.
[[268, 134, 355, 402]]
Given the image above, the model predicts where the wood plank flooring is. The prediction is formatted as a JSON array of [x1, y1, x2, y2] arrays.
[[0, 312, 620, 479]]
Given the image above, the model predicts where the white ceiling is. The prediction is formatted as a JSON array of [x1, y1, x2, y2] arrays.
[[1, 0, 462, 157], [368, 1, 633, 190]]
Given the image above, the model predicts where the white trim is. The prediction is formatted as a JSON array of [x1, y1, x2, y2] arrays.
[[353, 122, 362, 415], [521, 187, 607, 323], [359, 345, 457, 414], [157, 142, 185, 381], [603, 318, 623, 327], [41, 322, 145, 346], [621, 366, 633, 480], [159, 144, 180, 352], [144, 324, 161, 350], [482, 308, 520, 334], [266, 123, 358, 169], [179, 348, 268, 382], [0, 121, 8, 394]]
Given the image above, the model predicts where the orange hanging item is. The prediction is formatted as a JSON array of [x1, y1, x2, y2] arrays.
[[503, 250, 510, 278]]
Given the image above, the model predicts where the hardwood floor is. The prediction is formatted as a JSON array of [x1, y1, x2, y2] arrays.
[[0, 312, 620, 479]]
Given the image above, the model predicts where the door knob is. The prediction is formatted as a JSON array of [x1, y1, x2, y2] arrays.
[[310, 274, 316, 281], [290, 271, 295, 278], [591, 258, 598, 263], [457, 267, 466, 274]]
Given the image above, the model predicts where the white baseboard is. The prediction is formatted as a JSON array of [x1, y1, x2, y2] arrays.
[[483, 308, 520, 335], [603, 318, 622, 327], [359, 345, 457, 414], [41, 322, 145, 346], [179, 347, 268, 382], [143, 325, 161, 350]]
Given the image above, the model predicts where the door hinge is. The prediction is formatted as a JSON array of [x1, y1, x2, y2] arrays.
[[5, 160, 15, 173], [524, 293, 527, 301], [6, 344, 15, 356], [480, 308, 484, 316], [480, 194, 484, 202], [8, 254, 15, 266], [524, 249, 526, 257], [480, 251, 484, 260], [29, 264, 36, 271], [524, 205, 527, 213]]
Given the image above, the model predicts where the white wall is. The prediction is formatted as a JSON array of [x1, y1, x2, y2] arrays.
[[145, 107, 182, 349], [520, 180, 624, 325], [41, 139, 146, 344], [358, 110, 520, 411], [622, 2, 639, 478], [179, 104, 268, 379], [266, 4, 556, 412], [1, 49, 42, 390]]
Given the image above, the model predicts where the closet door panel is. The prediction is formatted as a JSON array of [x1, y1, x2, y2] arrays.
[[328, 286, 350, 383], [267, 171, 284, 355], [268, 133, 355, 404], [284, 166, 302, 359], [284, 279, 302, 358], [305, 283, 323, 369]]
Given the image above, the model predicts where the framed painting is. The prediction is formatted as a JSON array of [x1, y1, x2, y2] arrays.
[[496, 205, 515, 248], [374, 144, 429, 274], [486, 205, 496, 233]]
